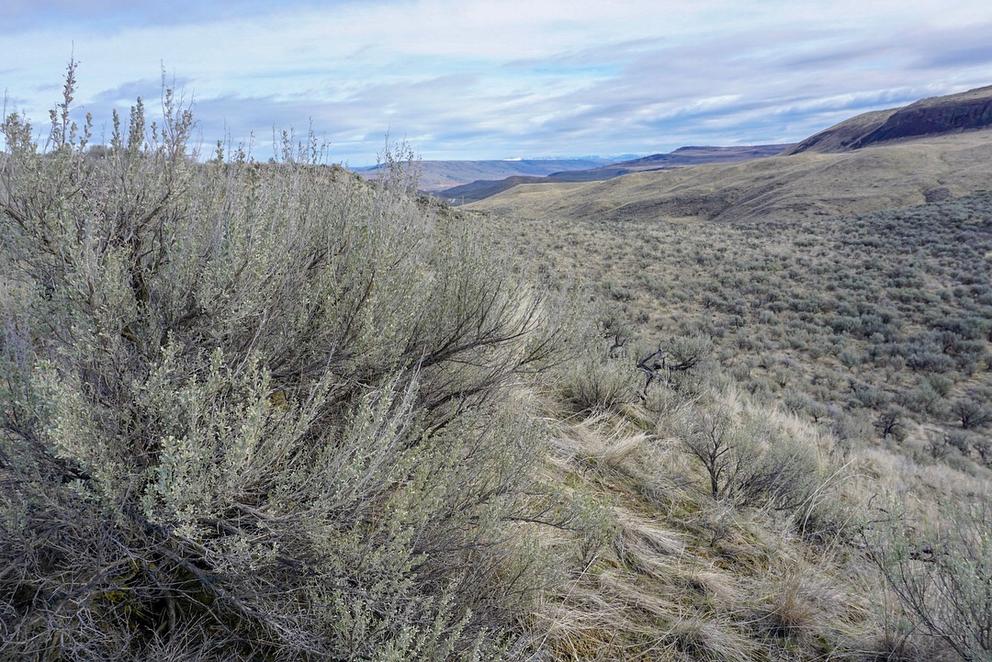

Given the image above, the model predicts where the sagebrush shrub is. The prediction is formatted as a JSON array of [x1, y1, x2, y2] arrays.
[[950, 395, 992, 430], [870, 497, 992, 661], [674, 392, 821, 510], [0, 69, 567, 659]]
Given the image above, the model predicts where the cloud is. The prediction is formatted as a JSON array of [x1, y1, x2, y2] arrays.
[[922, 45, 992, 69], [0, 0, 329, 31], [2, 0, 990, 163], [90, 77, 192, 104]]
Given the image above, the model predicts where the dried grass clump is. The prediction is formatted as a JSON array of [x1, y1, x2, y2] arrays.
[[559, 355, 636, 413], [533, 388, 881, 661]]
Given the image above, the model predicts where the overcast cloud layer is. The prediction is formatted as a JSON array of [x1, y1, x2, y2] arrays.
[[2, 0, 991, 164]]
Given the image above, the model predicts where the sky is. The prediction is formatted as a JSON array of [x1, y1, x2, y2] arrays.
[[1, 0, 991, 165]]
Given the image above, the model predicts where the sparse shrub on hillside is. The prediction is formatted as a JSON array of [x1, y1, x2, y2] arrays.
[[0, 70, 567, 659], [498, 182, 992, 461], [944, 429, 977, 456], [667, 334, 714, 371], [784, 393, 829, 424], [674, 394, 820, 510], [874, 407, 910, 442], [905, 381, 949, 418], [851, 381, 888, 410], [637, 333, 714, 396], [870, 498, 992, 661], [927, 431, 955, 462], [556, 309, 641, 412], [950, 394, 992, 430]]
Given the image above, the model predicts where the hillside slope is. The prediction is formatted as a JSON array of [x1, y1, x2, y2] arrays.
[[472, 186, 992, 660], [470, 130, 992, 223], [789, 84, 992, 154], [354, 158, 608, 191], [439, 144, 791, 204]]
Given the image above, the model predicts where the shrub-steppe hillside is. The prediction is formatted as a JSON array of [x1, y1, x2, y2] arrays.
[[2, 70, 990, 661]]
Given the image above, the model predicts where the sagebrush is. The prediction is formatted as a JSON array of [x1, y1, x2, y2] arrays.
[[0, 68, 570, 659]]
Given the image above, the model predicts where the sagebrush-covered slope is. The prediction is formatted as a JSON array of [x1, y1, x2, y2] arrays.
[[3, 72, 991, 662]]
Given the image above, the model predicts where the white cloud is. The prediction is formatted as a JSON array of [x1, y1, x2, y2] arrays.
[[1, 0, 990, 162]]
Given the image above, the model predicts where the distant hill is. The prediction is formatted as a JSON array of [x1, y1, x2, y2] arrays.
[[620, 144, 789, 166], [469, 130, 992, 224], [438, 144, 791, 204], [470, 85, 992, 222], [353, 158, 610, 191], [789, 84, 992, 154]]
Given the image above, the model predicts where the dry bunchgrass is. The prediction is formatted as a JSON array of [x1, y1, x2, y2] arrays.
[[530, 365, 992, 659], [527, 380, 904, 660]]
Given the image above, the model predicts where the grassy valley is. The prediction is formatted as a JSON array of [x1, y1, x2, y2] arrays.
[[436, 145, 791, 204]]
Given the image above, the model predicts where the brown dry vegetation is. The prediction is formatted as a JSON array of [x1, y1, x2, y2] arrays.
[[471, 130, 992, 223], [2, 68, 991, 661], [528, 381, 990, 660]]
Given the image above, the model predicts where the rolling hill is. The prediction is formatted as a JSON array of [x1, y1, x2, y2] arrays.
[[353, 157, 611, 191], [469, 130, 992, 223], [788, 84, 992, 154], [438, 144, 791, 204], [467, 83, 992, 484], [468, 85, 992, 223]]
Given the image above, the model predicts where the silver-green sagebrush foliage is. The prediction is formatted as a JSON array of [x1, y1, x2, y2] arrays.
[[870, 498, 992, 661], [0, 66, 569, 659]]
